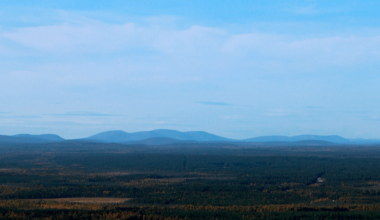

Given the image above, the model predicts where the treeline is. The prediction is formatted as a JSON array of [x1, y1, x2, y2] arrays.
[[4, 203, 380, 219], [3, 155, 380, 206]]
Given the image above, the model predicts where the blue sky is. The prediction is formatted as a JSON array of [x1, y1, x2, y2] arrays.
[[1, 0, 380, 139]]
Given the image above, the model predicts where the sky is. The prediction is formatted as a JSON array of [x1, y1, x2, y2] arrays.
[[1, 0, 380, 139]]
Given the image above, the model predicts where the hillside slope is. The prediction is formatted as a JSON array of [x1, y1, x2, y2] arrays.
[[86, 129, 231, 143]]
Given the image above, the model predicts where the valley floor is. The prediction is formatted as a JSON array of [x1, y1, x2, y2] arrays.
[[1, 142, 380, 219]]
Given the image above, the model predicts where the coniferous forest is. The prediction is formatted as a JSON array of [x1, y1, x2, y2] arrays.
[[2, 142, 380, 219]]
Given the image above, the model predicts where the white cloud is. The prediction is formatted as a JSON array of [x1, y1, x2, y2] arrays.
[[2, 17, 380, 70], [266, 109, 295, 117], [223, 33, 380, 66], [153, 25, 225, 54], [220, 115, 241, 120], [3, 22, 140, 51], [2, 21, 224, 55], [284, 4, 349, 15], [2, 18, 380, 97]]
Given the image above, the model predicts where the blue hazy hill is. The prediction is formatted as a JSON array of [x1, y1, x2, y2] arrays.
[[0, 134, 64, 143], [243, 135, 350, 144], [85, 130, 356, 144], [1, 130, 378, 145], [127, 137, 191, 145], [13, 134, 65, 142], [85, 129, 232, 143]]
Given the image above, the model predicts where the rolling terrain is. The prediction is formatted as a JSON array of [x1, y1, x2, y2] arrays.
[[0, 129, 378, 145]]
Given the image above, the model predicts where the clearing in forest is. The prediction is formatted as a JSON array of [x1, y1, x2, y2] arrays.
[[30, 197, 131, 204]]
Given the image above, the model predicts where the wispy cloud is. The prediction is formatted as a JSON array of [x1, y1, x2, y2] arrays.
[[360, 115, 380, 121], [151, 121, 169, 124], [0, 115, 39, 119], [265, 109, 298, 117], [304, 106, 324, 109], [1, 20, 224, 55], [2, 16, 380, 73], [285, 4, 348, 15], [220, 115, 241, 120], [197, 101, 234, 106], [50, 111, 116, 117]]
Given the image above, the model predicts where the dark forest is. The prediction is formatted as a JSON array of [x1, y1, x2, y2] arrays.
[[2, 142, 380, 219]]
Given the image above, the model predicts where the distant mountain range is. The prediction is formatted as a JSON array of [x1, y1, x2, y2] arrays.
[[0, 134, 64, 143], [243, 135, 350, 144], [86, 130, 231, 143], [0, 129, 379, 145]]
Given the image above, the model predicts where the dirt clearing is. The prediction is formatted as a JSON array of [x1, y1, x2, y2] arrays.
[[30, 197, 131, 204]]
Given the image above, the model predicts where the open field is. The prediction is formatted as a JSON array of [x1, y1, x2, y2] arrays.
[[28, 197, 132, 204]]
